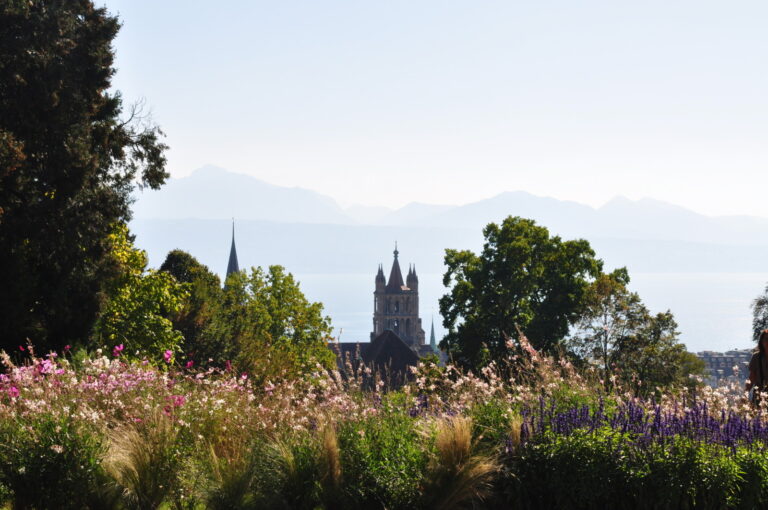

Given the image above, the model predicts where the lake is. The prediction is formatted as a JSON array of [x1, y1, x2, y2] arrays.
[[295, 272, 768, 354]]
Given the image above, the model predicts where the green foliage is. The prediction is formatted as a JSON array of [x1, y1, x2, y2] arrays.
[[92, 224, 188, 362], [0, 414, 110, 510], [506, 431, 752, 510], [201, 266, 335, 383], [470, 399, 516, 450], [338, 413, 430, 509], [159, 250, 222, 360], [439, 216, 602, 369], [0, 1, 168, 352], [569, 269, 704, 394]]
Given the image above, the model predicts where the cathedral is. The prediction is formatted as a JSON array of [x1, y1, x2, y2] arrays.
[[371, 245, 432, 357], [226, 227, 438, 375]]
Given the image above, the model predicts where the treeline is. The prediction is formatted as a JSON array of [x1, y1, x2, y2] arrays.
[[439, 216, 705, 395], [0, 1, 706, 395]]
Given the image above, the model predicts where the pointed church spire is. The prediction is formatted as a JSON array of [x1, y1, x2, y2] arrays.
[[386, 243, 404, 292], [226, 219, 240, 277], [430, 316, 438, 353]]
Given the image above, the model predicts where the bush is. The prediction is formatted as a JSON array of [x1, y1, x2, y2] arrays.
[[338, 412, 429, 509], [0, 414, 110, 510], [505, 430, 749, 510]]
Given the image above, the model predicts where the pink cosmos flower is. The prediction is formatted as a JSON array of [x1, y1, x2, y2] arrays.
[[18, 345, 24, 352], [112, 344, 124, 357], [8, 386, 19, 398], [185, 360, 194, 369], [163, 350, 173, 364], [64, 345, 71, 353]]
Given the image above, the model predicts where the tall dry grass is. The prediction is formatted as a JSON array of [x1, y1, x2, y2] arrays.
[[204, 433, 258, 510], [104, 411, 181, 510], [319, 425, 343, 500], [423, 416, 500, 510]]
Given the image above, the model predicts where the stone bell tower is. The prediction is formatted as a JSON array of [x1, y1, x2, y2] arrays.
[[371, 244, 426, 348]]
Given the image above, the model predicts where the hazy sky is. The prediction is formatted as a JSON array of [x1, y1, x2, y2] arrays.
[[104, 0, 767, 216]]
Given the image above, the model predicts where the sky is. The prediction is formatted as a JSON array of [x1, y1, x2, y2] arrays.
[[104, 0, 768, 215]]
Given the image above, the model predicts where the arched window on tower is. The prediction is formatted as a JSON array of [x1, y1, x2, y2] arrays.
[[395, 301, 400, 313], [393, 319, 399, 333]]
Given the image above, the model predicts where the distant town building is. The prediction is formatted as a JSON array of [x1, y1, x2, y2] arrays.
[[697, 349, 752, 386]]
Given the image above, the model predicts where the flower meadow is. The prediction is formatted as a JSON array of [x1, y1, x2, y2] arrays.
[[0, 340, 766, 510]]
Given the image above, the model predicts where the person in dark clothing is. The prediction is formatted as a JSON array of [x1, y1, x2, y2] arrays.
[[746, 329, 768, 403]]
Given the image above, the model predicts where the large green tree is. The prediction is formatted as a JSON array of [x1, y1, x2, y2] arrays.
[[439, 216, 602, 369], [0, 1, 167, 351], [194, 266, 335, 383], [569, 269, 704, 394]]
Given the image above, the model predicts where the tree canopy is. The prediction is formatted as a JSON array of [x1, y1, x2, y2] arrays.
[[160, 256, 335, 383], [0, 1, 167, 352], [439, 216, 603, 369], [92, 225, 188, 361], [159, 249, 222, 353], [568, 268, 704, 394]]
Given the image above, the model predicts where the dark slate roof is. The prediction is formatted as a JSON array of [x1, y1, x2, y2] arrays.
[[364, 330, 419, 373], [226, 223, 239, 276]]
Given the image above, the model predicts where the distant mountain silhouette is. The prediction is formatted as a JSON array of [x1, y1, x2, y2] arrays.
[[132, 165, 352, 224], [131, 166, 768, 274]]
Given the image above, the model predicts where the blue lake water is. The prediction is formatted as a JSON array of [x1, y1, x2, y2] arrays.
[[295, 272, 768, 354]]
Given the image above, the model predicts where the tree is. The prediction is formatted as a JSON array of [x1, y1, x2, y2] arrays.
[[568, 269, 646, 386], [752, 284, 768, 340], [199, 266, 335, 383], [92, 225, 188, 361], [0, 1, 168, 352], [569, 269, 704, 394], [614, 311, 705, 395], [159, 250, 222, 355], [439, 216, 603, 369]]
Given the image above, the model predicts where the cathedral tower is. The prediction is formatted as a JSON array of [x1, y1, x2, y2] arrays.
[[371, 244, 426, 347]]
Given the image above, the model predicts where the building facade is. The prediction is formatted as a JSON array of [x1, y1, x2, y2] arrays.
[[697, 349, 752, 386], [371, 245, 426, 349]]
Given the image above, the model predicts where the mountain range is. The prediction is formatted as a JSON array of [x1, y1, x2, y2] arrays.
[[129, 165, 768, 352], [133, 165, 768, 249]]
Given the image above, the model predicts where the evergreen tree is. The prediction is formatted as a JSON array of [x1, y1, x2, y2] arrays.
[[0, 1, 167, 351]]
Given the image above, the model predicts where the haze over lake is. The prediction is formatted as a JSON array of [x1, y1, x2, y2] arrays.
[[130, 167, 768, 354]]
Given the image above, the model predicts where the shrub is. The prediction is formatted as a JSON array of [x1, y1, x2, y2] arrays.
[[338, 412, 429, 509], [0, 414, 110, 510]]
